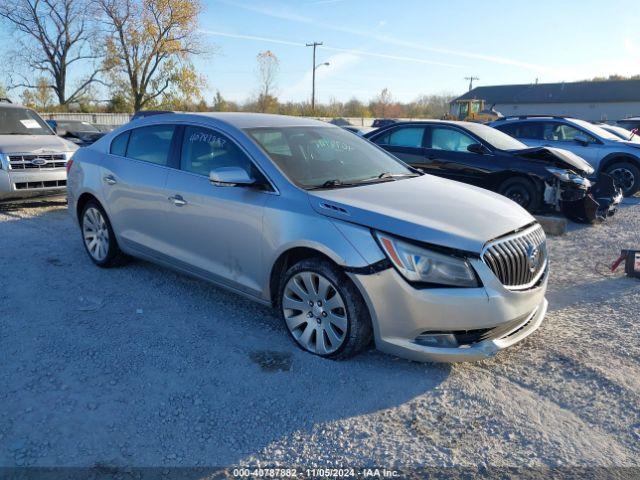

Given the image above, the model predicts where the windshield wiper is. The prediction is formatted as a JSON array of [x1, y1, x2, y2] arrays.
[[377, 172, 419, 179], [308, 179, 352, 190]]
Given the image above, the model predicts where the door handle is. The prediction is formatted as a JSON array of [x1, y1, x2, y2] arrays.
[[103, 175, 117, 185], [168, 194, 187, 206]]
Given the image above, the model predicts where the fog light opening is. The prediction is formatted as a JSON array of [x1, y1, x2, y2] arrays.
[[415, 333, 459, 348]]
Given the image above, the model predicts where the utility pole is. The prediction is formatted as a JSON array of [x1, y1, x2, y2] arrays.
[[464, 76, 479, 91], [306, 41, 323, 111]]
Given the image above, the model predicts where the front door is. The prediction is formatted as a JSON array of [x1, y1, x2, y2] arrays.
[[423, 126, 491, 186], [163, 125, 270, 296]]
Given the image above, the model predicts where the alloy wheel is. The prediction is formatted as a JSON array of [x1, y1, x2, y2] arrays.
[[609, 167, 635, 193], [83, 207, 110, 262], [282, 271, 348, 355], [504, 185, 531, 207]]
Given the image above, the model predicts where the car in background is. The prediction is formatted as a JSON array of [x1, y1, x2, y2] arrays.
[[0, 102, 76, 201], [365, 120, 621, 222], [130, 110, 175, 121], [617, 117, 640, 131], [67, 113, 549, 363], [371, 118, 397, 128], [47, 119, 105, 146], [490, 116, 640, 196], [595, 123, 640, 143]]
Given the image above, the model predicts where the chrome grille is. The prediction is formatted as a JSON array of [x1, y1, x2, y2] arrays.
[[8, 154, 67, 170], [481, 224, 547, 290]]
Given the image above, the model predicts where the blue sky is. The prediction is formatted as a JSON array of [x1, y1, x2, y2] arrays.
[[197, 0, 640, 103]]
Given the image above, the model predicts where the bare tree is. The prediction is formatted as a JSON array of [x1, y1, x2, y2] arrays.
[[0, 0, 103, 106], [99, 0, 204, 112], [256, 50, 279, 113]]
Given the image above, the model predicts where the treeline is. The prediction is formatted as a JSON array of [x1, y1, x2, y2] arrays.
[[0, 0, 454, 118]]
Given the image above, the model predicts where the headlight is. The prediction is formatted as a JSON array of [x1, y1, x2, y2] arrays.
[[545, 167, 591, 187], [374, 231, 479, 287]]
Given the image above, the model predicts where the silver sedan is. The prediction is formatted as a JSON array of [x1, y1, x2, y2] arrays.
[[67, 113, 548, 362]]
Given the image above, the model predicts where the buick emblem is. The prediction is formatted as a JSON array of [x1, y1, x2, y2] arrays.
[[526, 244, 540, 272], [31, 158, 47, 166]]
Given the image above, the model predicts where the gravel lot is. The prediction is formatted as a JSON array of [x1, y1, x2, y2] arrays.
[[0, 197, 639, 471]]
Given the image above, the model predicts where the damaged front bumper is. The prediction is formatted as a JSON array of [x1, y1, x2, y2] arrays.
[[545, 173, 623, 223]]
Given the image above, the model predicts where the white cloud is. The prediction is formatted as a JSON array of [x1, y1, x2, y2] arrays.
[[220, 0, 547, 72], [285, 52, 362, 99], [199, 30, 463, 68]]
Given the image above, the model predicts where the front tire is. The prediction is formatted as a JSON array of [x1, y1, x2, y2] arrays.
[[498, 177, 541, 212], [278, 258, 372, 359], [80, 200, 128, 268], [603, 161, 640, 196]]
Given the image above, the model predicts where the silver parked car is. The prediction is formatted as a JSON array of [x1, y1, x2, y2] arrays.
[[0, 102, 77, 200], [67, 113, 549, 362], [490, 115, 640, 196]]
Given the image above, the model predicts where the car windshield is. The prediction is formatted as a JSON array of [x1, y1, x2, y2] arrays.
[[246, 126, 416, 189], [570, 119, 622, 141], [462, 122, 527, 150], [58, 120, 99, 132], [0, 107, 53, 135]]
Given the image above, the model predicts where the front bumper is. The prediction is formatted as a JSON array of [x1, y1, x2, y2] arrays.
[[559, 173, 622, 223], [348, 258, 548, 363], [0, 168, 67, 200]]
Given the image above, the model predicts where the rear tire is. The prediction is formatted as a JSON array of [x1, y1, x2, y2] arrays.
[[80, 200, 128, 268], [603, 161, 640, 196], [278, 258, 372, 360], [498, 177, 541, 212]]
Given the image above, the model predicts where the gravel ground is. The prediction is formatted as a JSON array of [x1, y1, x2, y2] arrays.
[[0, 197, 638, 471]]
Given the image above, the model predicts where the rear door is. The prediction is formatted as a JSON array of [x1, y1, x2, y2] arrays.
[[370, 126, 428, 165], [162, 124, 270, 296], [494, 121, 546, 147], [100, 124, 177, 256]]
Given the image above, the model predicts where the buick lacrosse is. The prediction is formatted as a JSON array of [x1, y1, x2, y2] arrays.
[[67, 113, 548, 362]]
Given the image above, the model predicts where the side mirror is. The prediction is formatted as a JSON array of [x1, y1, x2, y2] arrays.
[[209, 166, 255, 187], [467, 143, 489, 154], [56, 128, 68, 137], [574, 134, 589, 145]]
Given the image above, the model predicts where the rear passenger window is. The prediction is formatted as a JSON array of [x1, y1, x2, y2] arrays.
[[126, 125, 176, 166], [496, 122, 542, 140], [110, 131, 130, 156], [375, 127, 425, 148]]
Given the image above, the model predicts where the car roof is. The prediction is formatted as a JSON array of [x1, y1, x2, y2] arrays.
[[371, 119, 482, 129], [136, 112, 332, 129], [0, 102, 34, 110]]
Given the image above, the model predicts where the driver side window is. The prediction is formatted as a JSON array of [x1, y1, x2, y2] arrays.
[[181, 126, 259, 177], [429, 127, 476, 152], [543, 123, 596, 143]]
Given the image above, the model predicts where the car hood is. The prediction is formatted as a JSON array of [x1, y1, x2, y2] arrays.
[[619, 141, 640, 150], [511, 146, 594, 174], [0, 135, 78, 154], [309, 174, 535, 254]]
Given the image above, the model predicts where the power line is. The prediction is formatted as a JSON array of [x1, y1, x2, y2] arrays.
[[464, 76, 479, 91]]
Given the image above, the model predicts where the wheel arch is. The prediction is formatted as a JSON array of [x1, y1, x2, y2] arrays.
[[268, 245, 342, 307], [76, 191, 102, 223], [598, 152, 640, 173]]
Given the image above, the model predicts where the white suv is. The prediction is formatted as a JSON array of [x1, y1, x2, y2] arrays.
[[0, 102, 77, 201]]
